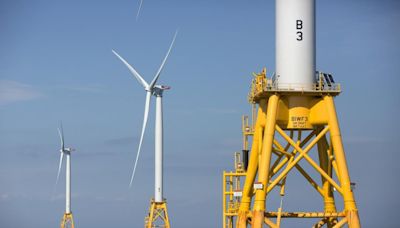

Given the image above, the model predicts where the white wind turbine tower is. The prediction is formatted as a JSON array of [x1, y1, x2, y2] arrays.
[[112, 31, 177, 228], [55, 124, 75, 228]]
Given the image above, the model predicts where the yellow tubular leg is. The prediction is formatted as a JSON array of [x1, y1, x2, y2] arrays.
[[237, 100, 267, 228], [317, 133, 337, 213], [317, 133, 337, 228], [324, 96, 360, 228], [252, 95, 280, 228]]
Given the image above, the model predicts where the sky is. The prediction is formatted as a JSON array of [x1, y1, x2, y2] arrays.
[[0, 0, 399, 227]]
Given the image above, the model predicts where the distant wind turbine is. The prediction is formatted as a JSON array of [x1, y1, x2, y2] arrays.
[[112, 31, 177, 203], [55, 123, 75, 228]]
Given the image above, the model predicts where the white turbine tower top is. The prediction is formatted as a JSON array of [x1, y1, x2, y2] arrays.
[[112, 30, 178, 188]]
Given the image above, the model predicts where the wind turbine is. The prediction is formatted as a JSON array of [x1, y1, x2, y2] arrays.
[[56, 124, 75, 228], [112, 31, 177, 228]]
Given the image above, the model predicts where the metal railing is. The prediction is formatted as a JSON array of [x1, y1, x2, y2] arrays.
[[263, 82, 341, 92], [249, 78, 341, 98]]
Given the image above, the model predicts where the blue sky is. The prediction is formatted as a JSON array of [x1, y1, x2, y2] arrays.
[[0, 0, 399, 227]]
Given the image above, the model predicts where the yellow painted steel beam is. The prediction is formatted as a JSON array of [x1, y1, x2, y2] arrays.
[[298, 150, 342, 195], [278, 131, 301, 198], [272, 149, 282, 157], [332, 217, 348, 228], [252, 95, 280, 228], [269, 130, 316, 178], [279, 177, 287, 196], [331, 159, 340, 184], [284, 130, 294, 151], [312, 218, 328, 228], [317, 132, 338, 216], [324, 96, 360, 227], [328, 139, 341, 184], [276, 198, 283, 226], [264, 217, 278, 228], [274, 126, 343, 195], [294, 164, 325, 196], [266, 126, 330, 194], [237, 100, 267, 228], [269, 154, 284, 176], [272, 146, 292, 157], [229, 175, 233, 202]]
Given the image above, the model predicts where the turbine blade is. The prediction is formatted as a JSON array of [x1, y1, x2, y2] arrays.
[[112, 49, 149, 88], [148, 30, 178, 89], [55, 152, 64, 186], [136, 0, 144, 21], [57, 124, 64, 151], [129, 91, 152, 187]]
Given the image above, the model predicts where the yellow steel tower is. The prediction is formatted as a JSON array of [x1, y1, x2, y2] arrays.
[[222, 69, 361, 228]]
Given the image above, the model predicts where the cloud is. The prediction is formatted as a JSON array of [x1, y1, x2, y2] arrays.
[[0, 80, 42, 105], [0, 194, 10, 201], [0, 192, 29, 202]]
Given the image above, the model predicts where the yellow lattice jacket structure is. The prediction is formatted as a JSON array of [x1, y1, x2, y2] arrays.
[[144, 199, 170, 228], [60, 213, 74, 228], [223, 68, 361, 228]]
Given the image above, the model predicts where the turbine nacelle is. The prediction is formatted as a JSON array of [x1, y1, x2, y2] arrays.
[[143, 85, 171, 96], [60, 148, 74, 154], [153, 85, 171, 96], [154, 85, 171, 90]]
